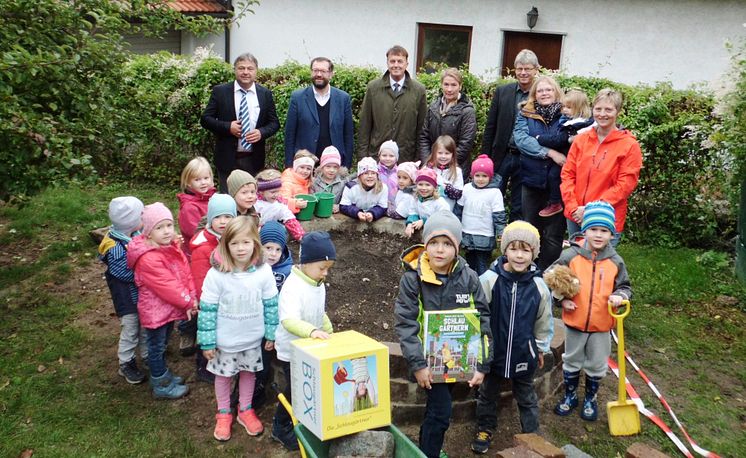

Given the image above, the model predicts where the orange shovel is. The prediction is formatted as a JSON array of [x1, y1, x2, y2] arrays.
[[607, 299, 641, 436]]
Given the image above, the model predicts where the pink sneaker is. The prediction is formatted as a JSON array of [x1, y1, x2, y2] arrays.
[[213, 412, 233, 441], [237, 408, 264, 436], [539, 202, 563, 217]]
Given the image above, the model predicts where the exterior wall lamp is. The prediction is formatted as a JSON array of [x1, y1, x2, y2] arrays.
[[527, 7, 539, 30]]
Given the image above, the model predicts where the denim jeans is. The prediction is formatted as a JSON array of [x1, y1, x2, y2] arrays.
[[476, 371, 539, 434], [522, 186, 565, 270], [497, 153, 523, 222], [566, 218, 623, 247], [146, 321, 174, 378], [419, 383, 455, 458], [465, 250, 492, 276]]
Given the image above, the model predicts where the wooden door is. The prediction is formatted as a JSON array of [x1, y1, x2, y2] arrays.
[[501, 31, 563, 76]]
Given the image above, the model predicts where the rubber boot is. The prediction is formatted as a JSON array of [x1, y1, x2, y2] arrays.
[[150, 370, 189, 399], [554, 370, 580, 416], [580, 374, 602, 421]]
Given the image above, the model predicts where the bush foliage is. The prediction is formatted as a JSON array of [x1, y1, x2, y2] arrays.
[[0, 16, 738, 247]]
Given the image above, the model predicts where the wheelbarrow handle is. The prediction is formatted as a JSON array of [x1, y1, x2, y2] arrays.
[[608, 299, 631, 319]]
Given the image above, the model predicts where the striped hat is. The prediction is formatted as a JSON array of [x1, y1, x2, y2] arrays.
[[581, 201, 616, 234]]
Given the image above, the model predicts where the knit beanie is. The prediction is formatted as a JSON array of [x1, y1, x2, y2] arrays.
[[378, 140, 399, 160], [319, 146, 342, 168], [108, 196, 144, 235], [141, 202, 173, 237], [470, 154, 494, 179], [299, 231, 336, 264], [500, 220, 541, 260], [397, 161, 419, 183], [260, 220, 288, 249], [257, 177, 282, 192], [581, 200, 616, 234], [415, 168, 438, 188], [423, 210, 462, 247], [356, 157, 378, 177], [227, 169, 256, 197], [207, 194, 237, 228]]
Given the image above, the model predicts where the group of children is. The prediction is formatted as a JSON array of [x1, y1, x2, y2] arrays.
[[99, 146, 630, 457]]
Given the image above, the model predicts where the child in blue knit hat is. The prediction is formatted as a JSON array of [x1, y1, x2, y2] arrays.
[[550, 200, 632, 423]]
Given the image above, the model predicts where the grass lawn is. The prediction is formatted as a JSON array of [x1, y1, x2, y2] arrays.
[[1, 182, 744, 457]]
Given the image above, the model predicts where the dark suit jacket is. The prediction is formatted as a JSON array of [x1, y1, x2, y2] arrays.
[[200, 81, 280, 172], [481, 81, 522, 172], [284, 86, 354, 168]]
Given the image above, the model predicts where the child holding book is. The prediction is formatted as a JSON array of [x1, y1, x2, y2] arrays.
[[471, 221, 552, 454], [394, 211, 492, 458]]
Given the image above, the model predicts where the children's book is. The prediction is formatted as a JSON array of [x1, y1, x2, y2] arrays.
[[423, 309, 483, 383]]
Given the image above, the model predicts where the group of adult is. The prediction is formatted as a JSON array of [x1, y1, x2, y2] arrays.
[[200, 46, 642, 270]]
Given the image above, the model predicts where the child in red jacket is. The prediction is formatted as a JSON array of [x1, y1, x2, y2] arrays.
[[178, 156, 216, 256], [127, 202, 198, 399]]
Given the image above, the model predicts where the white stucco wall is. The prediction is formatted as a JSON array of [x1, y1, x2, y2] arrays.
[[228, 0, 745, 88]]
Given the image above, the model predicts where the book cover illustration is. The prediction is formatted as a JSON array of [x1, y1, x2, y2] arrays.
[[332, 355, 379, 416], [423, 309, 482, 383]]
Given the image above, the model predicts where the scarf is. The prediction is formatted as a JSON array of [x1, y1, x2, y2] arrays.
[[534, 102, 562, 123]]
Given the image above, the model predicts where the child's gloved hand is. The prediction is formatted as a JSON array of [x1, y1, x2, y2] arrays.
[[414, 367, 433, 390]]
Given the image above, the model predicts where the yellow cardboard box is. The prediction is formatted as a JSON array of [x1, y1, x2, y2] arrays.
[[290, 330, 391, 440]]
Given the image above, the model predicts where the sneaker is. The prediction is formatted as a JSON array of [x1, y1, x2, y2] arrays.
[[213, 412, 233, 441], [118, 359, 145, 384], [271, 424, 299, 451], [179, 334, 196, 356], [538, 202, 564, 217], [237, 408, 264, 436], [470, 430, 493, 454]]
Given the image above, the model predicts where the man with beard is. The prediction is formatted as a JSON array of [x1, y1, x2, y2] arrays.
[[284, 57, 354, 168]]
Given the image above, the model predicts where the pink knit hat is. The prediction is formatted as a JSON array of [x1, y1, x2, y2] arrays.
[[397, 161, 420, 183], [356, 157, 378, 177], [319, 146, 342, 168], [470, 154, 494, 179], [141, 202, 173, 237], [416, 168, 438, 188]]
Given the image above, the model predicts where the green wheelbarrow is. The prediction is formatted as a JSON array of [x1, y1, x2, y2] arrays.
[[277, 393, 425, 458]]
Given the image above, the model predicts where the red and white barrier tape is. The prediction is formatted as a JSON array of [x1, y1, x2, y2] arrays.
[[611, 331, 721, 458], [608, 358, 694, 457]]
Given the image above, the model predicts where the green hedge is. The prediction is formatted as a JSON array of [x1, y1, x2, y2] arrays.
[[3, 47, 738, 248]]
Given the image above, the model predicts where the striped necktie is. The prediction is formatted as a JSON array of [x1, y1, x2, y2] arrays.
[[239, 88, 251, 151]]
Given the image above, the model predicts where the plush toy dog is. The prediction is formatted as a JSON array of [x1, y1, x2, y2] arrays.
[[543, 265, 581, 300]]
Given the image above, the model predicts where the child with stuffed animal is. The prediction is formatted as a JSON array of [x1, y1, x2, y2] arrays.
[[550, 201, 632, 422]]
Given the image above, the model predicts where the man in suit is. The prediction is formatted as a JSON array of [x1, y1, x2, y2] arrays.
[[284, 57, 354, 168], [201, 52, 280, 192], [357, 45, 427, 163], [481, 49, 539, 222]]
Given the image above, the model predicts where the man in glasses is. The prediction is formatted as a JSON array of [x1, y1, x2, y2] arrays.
[[482, 49, 540, 222], [284, 57, 354, 168]]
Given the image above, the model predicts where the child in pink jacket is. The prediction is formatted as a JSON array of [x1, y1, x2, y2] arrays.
[[127, 202, 198, 399], [177, 157, 216, 256]]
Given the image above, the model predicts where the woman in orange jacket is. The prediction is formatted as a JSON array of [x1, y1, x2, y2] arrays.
[[560, 88, 642, 246]]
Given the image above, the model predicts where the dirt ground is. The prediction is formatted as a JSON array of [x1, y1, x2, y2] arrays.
[[59, 229, 707, 457]]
